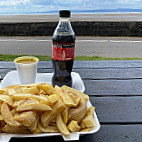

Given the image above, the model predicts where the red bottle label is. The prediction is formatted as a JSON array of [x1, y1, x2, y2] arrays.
[[52, 42, 75, 61]]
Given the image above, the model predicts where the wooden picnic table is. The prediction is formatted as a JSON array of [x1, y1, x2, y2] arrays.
[[0, 60, 142, 142]]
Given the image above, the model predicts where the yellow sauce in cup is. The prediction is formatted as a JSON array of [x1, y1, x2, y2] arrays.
[[14, 56, 38, 64]]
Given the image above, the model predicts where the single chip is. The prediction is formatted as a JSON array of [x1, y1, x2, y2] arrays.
[[48, 94, 58, 104], [1, 102, 21, 126], [2, 124, 29, 134], [62, 107, 69, 124], [86, 106, 95, 116], [12, 98, 39, 108], [68, 93, 80, 106], [3, 84, 22, 95], [56, 113, 70, 135], [12, 100, 24, 108], [38, 121, 59, 133], [67, 120, 81, 132], [39, 95, 50, 105], [62, 86, 88, 123], [41, 84, 55, 95], [81, 106, 95, 128], [80, 120, 86, 129], [81, 115, 95, 128], [41, 100, 65, 127], [10, 93, 33, 100], [11, 93, 49, 103], [14, 111, 38, 132], [39, 90, 46, 95], [21, 83, 40, 87], [22, 86, 39, 95], [62, 85, 89, 101], [55, 86, 76, 107], [0, 95, 13, 106], [16, 103, 52, 112]]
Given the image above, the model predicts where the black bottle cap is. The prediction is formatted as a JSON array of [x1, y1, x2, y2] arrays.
[[59, 10, 71, 18]]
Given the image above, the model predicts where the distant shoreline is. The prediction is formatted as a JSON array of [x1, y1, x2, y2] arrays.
[[2, 8, 142, 15], [1, 12, 142, 15], [0, 13, 142, 22]]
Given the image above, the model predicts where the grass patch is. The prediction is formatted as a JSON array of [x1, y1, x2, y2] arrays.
[[0, 55, 51, 61], [0, 54, 142, 61], [74, 56, 142, 61]]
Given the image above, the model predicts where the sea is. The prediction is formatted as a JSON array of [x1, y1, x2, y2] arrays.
[[1, 9, 142, 15]]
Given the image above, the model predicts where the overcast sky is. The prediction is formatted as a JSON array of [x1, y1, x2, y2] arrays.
[[0, 0, 141, 14]]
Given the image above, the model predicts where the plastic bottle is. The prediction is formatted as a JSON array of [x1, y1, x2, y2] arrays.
[[52, 10, 75, 87]]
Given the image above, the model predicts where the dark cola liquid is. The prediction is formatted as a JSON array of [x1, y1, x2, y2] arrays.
[[52, 34, 75, 87]]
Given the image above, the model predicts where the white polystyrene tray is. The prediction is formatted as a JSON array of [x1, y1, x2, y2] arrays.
[[0, 70, 101, 142], [0, 71, 85, 92]]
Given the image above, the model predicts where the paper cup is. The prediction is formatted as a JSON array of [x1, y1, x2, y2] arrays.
[[14, 56, 39, 85]]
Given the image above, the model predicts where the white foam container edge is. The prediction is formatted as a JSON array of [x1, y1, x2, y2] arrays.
[[0, 71, 101, 142], [0, 71, 85, 93]]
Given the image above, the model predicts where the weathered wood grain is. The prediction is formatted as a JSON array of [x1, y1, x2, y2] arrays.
[[2, 67, 142, 80], [90, 97, 142, 122], [41, 68, 142, 79], [84, 80, 142, 95], [1, 60, 142, 69]]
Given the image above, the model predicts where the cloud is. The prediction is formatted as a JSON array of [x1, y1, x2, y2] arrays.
[[0, 0, 142, 14], [133, 0, 141, 1], [118, 0, 142, 3], [0, 0, 30, 6]]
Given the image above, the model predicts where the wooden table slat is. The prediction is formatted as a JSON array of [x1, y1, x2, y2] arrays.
[[90, 97, 142, 122], [84, 80, 142, 95], [1, 60, 142, 69], [2, 67, 142, 80]]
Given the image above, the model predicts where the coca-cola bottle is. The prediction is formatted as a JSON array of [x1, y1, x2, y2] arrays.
[[52, 10, 75, 87]]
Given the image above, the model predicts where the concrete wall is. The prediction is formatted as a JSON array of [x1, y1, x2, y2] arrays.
[[0, 21, 142, 36]]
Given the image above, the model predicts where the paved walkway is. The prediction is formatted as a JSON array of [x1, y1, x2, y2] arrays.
[[0, 36, 142, 58]]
